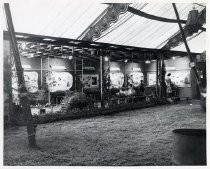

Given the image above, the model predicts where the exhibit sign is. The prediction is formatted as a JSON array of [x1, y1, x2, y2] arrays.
[[46, 71, 73, 92]]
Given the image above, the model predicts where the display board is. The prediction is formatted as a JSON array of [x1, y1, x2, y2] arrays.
[[127, 72, 144, 87], [147, 73, 156, 86], [12, 71, 39, 104], [12, 71, 19, 104], [168, 71, 191, 87], [83, 74, 99, 88], [46, 71, 73, 92], [147, 70, 191, 87], [24, 72, 39, 93], [109, 72, 124, 88]]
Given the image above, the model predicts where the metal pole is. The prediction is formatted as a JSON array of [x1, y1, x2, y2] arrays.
[[4, 3, 36, 147], [172, 3, 203, 93]]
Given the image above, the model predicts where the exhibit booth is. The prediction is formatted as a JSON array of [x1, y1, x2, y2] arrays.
[[3, 32, 205, 119]]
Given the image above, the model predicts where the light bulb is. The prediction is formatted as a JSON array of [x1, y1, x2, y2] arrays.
[[68, 55, 73, 60], [104, 56, 109, 61]]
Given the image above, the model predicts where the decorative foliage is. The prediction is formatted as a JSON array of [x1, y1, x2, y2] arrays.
[[159, 60, 167, 98], [61, 92, 91, 111], [83, 3, 129, 41]]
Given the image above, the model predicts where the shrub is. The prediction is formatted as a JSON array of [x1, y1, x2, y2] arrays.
[[61, 92, 92, 112]]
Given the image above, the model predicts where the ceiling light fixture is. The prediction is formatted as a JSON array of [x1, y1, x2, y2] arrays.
[[104, 56, 109, 61], [145, 60, 151, 64], [43, 38, 56, 42], [68, 55, 73, 60]]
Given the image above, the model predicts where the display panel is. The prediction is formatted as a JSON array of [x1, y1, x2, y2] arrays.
[[127, 72, 144, 87], [12, 71, 39, 104], [109, 72, 124, 88], [24, 72, 39, 93], [46, 71, 73, 92], [147, 73, 156, 86], [147, 70, 191, 87], [168, 71, 191, 87]]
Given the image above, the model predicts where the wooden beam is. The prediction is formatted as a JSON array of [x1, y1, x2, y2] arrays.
[[127, 6, 206, 31], [4, 3, 36, 147], [128, 6, 186, 24], [172, 3, 203, 93], [100, 54, 104, 107], [3, 31, 201, 58]]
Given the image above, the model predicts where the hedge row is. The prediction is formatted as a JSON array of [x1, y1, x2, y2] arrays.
[[32, 100, 161, 125], [6, 99, 167, 126]]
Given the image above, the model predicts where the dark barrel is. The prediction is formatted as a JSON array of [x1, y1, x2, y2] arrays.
[[172, 129, 206, 165]]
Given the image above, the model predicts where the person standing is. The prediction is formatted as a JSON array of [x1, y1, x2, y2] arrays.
[[139, 80, 145, 94], [166, 73, 172, 98]]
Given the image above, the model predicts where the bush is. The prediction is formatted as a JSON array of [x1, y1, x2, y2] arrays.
[[84, 88, 100, 94], [61, 92, 92, 112], [32, 99, 159, 125]]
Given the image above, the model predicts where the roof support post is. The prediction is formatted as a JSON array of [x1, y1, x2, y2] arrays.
[[156, 56, 160, 98], [100, 50, 104, 108], [73, 47, 77, 92], [172, 3, 203, 94], [4, 3, 36, 147], [81, 48, 84, 94]]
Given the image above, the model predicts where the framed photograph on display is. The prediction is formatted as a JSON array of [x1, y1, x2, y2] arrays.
[[83, 74, 99, 88]]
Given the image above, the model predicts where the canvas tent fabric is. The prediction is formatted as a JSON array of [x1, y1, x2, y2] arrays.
[[3, 0, 205, 53]]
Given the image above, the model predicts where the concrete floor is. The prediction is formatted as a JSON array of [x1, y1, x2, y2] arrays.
[[4, 100, 206, 166]]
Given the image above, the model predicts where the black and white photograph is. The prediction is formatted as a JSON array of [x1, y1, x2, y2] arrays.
[[2, 0, 208, 167]]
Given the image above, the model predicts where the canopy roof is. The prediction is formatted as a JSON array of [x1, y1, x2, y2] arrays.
[[3, 0, 206, 53]]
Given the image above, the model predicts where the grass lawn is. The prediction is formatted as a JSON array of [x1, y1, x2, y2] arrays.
[[4, 100, 206, 166]]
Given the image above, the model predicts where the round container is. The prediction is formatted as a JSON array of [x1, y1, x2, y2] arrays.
[[172, 129, 206, 165]]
